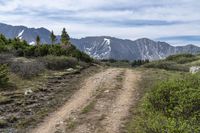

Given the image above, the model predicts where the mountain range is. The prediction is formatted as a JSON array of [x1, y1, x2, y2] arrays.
[[0, 22, 200, 60]]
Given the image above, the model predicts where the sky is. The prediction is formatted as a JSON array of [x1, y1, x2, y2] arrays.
[[0, 0, 200, 46]]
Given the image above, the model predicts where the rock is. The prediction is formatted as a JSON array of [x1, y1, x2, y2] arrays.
[[24, 89, 33, 95], [67, 68, 74, 72], [104, 90, 109, 93], [190, 66, 200, 74]]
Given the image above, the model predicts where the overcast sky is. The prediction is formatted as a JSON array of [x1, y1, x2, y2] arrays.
[[0, 0, 200, 45]]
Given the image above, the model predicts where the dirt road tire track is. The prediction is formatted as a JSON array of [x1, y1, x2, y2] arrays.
[[30, 68, 122, 133], [103, 69, 141, 133]]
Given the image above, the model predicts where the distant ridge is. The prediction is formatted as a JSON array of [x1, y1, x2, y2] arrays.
[[1, 22, 200, 60]]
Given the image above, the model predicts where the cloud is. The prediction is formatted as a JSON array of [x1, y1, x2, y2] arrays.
[[0, 0, 200, 45]]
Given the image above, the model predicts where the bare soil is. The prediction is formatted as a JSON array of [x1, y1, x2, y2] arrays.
[[29, 68, 141, 133]]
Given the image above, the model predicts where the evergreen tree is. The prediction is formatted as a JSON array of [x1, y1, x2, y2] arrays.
[[36, 35, 40, 46], [0, 34, 7, 45], [50, 31, 56, 45], [61, 28, 70, 45]]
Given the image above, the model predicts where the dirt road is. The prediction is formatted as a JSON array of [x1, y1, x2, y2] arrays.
[[30, 68, 141, 133]]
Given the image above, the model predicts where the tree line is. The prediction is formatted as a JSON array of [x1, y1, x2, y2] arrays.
[[36, 28, 70, 46], [131, 59, 150, 67], [0, 28, 92, 63]]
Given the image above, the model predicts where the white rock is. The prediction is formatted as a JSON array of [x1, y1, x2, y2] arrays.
[[190, 66, 200, 74], [67, 68, 74, 71], [104, 90, 109, 93], [24, 89, 33, 95]]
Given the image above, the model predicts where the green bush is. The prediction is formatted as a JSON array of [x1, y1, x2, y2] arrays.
[[132, 59, 149, 67], [133, 74, 200, 133], [0, 65, 9, 86], [143, 60, 189, 72], [40, 55, 78, 70], [166, 54, 198, 64]]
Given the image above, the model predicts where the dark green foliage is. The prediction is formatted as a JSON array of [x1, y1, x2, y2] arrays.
[[36, 35, 40, 46], [0, 34, 92, 63], [101, 59, 117, 63], [34, 45, 49, 57], [50, 31, 56, 45], [0, 34, 8, 45], [0, 65, 9, 86], [144, 61, 189, 72], [61, 28, 70, 45], [166, 53, 198, 64], [131, 59, 149, 67], [134, 74, 200, 133], [101, 59, 131, 67]]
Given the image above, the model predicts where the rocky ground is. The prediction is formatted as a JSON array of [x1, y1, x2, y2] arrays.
[[0, 66, 101, 133]]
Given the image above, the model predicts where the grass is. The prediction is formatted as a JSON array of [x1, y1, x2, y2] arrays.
[[143, 60, 189, 72], [67, 119, 77, 130], [142, 54, 200, 72], [125, 68, 200, 133], [0, 94, 11, 105], [8, 71, 48, 92], [81, 100, 96, 114], [125, 68, 184, 133]]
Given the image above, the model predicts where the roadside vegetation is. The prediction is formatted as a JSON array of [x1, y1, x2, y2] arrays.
[[101, 59, 149, 68], [126, 54, 200, 133], [143, 54, 200, 72], [0, 29, 94, 132]]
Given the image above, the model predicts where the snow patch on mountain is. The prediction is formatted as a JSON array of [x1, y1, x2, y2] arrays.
[[29, 41, 35, 45], [17, 30, 24, 39], [84, 38, 111, 59], [104, 38, 110, 45]]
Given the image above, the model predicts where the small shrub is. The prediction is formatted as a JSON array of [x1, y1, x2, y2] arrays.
[[144, 61, 189, 72], [40, 55, 78, 70], [166, 54, 197, 64], [0, 64, 9, 86], [132, 59, 149, 67], [131, 74, 200, 133], [0, 53, 13, 65], [10, 59, 45, 78], [101, 59, 117, 63]]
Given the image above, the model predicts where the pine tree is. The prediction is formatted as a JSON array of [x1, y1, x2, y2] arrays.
[[50, 31, 56, 45], [61, 28, 70, 45], [36, 35, 40, 46]]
